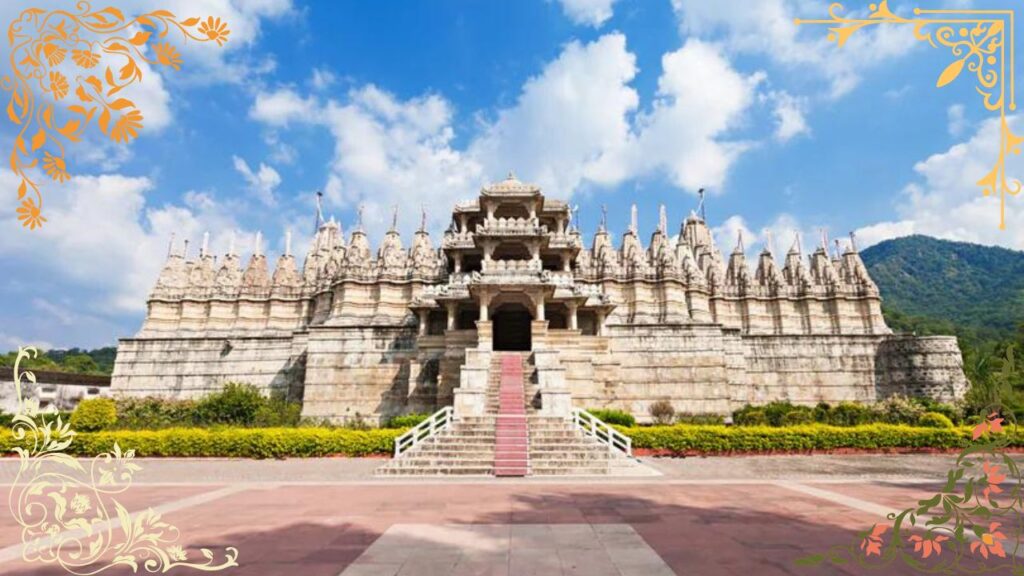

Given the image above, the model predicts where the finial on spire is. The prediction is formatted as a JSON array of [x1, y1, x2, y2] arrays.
[[734, 229, 745, 254], [356, 205, 365, 232], [391, 205, 399, 231], [285, 229, 292, 257], [571, 204, 579, 232], [600, 204, 608, 232], [183, 239, 190, 260], [658, 204, 667, 234], [167, 233, 176, 258], [819, 227, 829, 250], [201, 232, 209, 258], [420, 205, 427, 232], [314, 191, 324, 235], [764, 229, 774, 254], [834, 238, 842, 259], [849, 231, 858, 252], [228, 230, 236, 256], [697, 188, 706, 222], [254, 231, 263, 257], [507, 170, 516, 180], [794, 231, 803, 256], [629, 204, 638, 234]]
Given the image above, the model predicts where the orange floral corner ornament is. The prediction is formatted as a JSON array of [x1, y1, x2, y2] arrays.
[[796, 0, 1022, 230], [796, 409, 1024, 572], [3, 3, 231, 231]]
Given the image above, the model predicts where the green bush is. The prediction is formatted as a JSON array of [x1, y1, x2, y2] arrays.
[[619, 423, 1000, 454], [195, 383, 266, 426], [879, 395, 926, 425], [70, 398, 117, 432], [826, 402, 880, 426], [0, 427, 404, 458], [114, 397, 199, 429], [918, 412, 955, 428], [384, 413, 430, 428], [733, 407, 768, 426], [781, 410, 813, 426], [253, 399, 302, 427], [675, 413, 725, 425], [587, 408, 635, 427]]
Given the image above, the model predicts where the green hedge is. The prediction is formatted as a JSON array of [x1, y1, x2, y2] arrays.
[[0, 427, 404, 459], [617, 424, 1010, 454], [1, 424, 1015, 459]]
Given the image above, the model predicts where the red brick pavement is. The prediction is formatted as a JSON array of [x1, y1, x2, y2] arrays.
[[0, 481, 978, 575]]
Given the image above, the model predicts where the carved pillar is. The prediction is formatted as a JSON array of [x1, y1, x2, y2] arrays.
[[595, 310, 606, 336], [479, 290, 491, 321], [446, 302, 457, 330], [453, 253, 462, 273], [568, 302, 578, 330], [417, 309, 428, 336], [458, 214, 468, 233]]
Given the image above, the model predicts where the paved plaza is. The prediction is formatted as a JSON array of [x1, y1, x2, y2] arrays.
[[0, 454, 1003, 575]]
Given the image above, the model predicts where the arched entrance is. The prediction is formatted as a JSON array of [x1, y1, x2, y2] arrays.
[[492, 303, 532, 351]]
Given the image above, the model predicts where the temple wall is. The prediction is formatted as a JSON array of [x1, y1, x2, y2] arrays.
[[875, 335, 969, 402], [111, 333, 302, 398], [139, 297, 310, 336]]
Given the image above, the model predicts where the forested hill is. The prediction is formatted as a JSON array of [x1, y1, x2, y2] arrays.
[[861, 235, 1024, 344]]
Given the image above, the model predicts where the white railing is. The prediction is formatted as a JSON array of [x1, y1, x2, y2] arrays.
[[571, 408, 632, 457], [393, 406, 454, 458]]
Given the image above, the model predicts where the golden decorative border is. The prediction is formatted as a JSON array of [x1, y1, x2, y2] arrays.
[[4, 2, 230, 230], [8, 347, 239, 573], [796, 1, 1022, 230], [796, 410, 1023, 572]]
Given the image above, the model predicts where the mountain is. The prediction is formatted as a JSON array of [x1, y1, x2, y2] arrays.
[[861, 235, 1024, 344]]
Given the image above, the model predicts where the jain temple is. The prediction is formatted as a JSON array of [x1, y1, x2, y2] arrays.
[[111, 174, 969, 428]]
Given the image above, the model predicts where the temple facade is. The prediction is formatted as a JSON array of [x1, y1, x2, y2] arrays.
[[111, 174, 969, 423]]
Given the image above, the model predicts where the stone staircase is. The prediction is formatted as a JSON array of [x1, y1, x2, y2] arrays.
[[377, 351, 656, 477]]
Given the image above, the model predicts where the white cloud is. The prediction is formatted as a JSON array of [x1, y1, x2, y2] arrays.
[[593, 39, 762, 191], [947, 103, 967, 137], [310, 67, 338, 91], [470, 33, 639, 197], [556, 0, 619, 27], [855, 115, 1024, 248], [671, 0, 918, 98], [232, 155, 281, 206], [712, 212, 821, 258], [250, 88, 319, 126], [769, 91, 809, 142], [250, 34, 764, 237], [0, 169, 254, 314]]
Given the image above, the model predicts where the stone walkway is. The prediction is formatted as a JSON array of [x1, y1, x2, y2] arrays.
[[0, 454, 1017, 575]]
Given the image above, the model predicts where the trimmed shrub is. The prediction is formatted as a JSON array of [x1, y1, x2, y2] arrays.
[[676, 413, 725, 425], [734, 407, 768, 426], [649, 400, 676, 425], [385, 413, 431, 428], [195, 383, 266, 426], [70, 398, 117, 432], [918, 412, 955, 428], [826, 402, 880, 427], [879, 395, 925, 425], [114, 397, 198, 429], [781, 410, 813, 426], [619, 424, 998, 454], [587, 409, 635, 427], [0, 427, 404, 459]]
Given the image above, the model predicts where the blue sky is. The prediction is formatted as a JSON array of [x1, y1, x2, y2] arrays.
[[1, 0, 1022, 348]]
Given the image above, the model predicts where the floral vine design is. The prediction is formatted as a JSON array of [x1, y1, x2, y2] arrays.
[[796, 410, 1023, 573], [4, 3, 231, 230], [7, 347, 239, 573], [796, 1, 1022, 230]]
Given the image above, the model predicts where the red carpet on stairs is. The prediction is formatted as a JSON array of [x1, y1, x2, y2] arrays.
[[494, 355, 528, 477]]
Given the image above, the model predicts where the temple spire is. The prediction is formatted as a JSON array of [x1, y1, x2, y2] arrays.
[[734, 229, 745, 254]]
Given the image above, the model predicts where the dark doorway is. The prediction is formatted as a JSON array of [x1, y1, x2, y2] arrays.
[[493, 304, 532, 351]]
